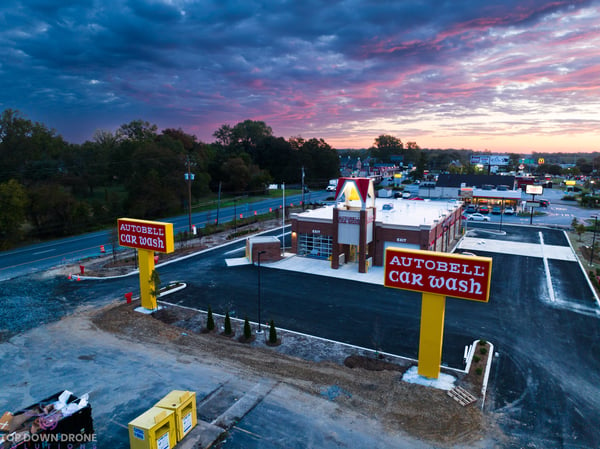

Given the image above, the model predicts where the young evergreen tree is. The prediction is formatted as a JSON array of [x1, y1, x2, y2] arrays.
[[224, 311, 232, 335], [243, 317, 252, 340], [149, 269, 161, 297], [576, 223, 586, 241], [206, 305, 215, 331], [268, 319, 277, 344]]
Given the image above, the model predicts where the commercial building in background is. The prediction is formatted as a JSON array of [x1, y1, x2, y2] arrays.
[[290, 177, 463, 273], [433, 174, 522, 211]]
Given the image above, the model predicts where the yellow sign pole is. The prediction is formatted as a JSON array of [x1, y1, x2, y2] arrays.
[[138, 248, 156, 310], [417, 293, 446, 379]]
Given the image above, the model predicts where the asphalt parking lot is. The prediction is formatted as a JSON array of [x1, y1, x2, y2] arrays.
[[1, 223, 600, 448], [159, 224, 600, 448]]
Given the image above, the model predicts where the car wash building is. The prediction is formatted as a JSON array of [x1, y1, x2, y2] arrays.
[[290, 177, 463, 273]]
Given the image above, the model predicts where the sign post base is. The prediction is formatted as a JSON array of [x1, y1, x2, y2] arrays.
[[417, 293, 446, 379], [138, 248, 156, 310]]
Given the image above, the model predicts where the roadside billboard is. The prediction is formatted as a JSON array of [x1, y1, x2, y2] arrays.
[[470, 155, 510, 166], [525, 185, 544, 195], [384, 248, 492, 302]]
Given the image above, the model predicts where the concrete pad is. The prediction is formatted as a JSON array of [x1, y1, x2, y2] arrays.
[[225, 257, 251, 267], [211, 381, 277, 429], [402, 366, 456, 391], [176, 420, 225, 449]]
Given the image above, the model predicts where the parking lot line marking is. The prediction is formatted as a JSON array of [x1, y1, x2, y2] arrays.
[[539, 232, 556, 303]]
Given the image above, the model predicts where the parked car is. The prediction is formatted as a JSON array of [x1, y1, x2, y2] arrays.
[[478, 205, 490, 214], [504, 206, 515, 215], [465, 205, 477, 214], [491, 206, 502, 215], [468, 213, 490, 222], [382, 203, 394, 211]]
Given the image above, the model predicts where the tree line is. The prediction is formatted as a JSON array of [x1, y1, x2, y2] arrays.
[[0, 110, 339, 248], [1, 107, 598, 249]]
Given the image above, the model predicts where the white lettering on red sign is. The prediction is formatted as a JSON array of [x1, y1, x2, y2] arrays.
[[384, 249, 492, 302], [118, 219, 169, 252]]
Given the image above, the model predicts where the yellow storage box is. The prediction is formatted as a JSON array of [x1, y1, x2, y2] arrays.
[[128, 406, 176, 449], [155, 390, 197, 442]]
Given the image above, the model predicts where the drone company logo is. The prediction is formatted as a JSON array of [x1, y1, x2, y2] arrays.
[[5, 432, 97, 448], [118, 218, 174, 254]]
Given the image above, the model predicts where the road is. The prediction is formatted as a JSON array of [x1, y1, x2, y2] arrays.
[[0, 191, 329, 281]]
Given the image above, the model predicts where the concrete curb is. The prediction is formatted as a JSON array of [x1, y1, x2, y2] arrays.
[[564, 230, 600, 309]]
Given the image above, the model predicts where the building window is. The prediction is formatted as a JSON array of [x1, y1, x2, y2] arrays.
[[298, 234, 332, 259]]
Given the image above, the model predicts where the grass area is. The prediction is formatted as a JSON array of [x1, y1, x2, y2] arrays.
[[190, 189, 302, 213]]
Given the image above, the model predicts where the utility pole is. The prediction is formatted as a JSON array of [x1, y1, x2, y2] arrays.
[[186, 155, 193, 233], [590, 215, 598, 265], [301, 166, 305, 211], [282, 182, 285, 254], [216, 181, 221, 225]]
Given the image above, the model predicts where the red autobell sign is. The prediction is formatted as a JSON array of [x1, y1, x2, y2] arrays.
[[384, 248, 492, 302], [118, 218, 174, 254]]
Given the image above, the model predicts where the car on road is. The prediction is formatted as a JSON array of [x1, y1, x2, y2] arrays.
[[468, 213, 490, 221], [504, 206, 515, 215], [491, 206, 502, 215], [326, 185, 336, 192], [539, 199, 550, 207]]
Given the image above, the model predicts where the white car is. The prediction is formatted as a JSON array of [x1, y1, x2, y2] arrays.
[[467, 213, 490, 222], [504, 206, 515, 215], [326, 185, 336, 191]]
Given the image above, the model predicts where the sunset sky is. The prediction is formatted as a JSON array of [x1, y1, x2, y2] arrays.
[[1, 0, 599, 153]]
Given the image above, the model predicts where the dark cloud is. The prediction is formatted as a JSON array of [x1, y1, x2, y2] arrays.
[[0, 0, 598, 151]]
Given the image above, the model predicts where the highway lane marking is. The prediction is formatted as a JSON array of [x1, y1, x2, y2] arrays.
[[33, 249, 56, 255], [0, 245, 101, 271]]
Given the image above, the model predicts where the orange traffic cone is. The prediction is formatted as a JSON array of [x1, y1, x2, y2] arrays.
[[100, 245, 106, 253]]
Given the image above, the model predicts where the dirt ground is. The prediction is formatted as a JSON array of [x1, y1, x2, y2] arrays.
[[65, 219, 510, 447], [91, 301, 496, 447]]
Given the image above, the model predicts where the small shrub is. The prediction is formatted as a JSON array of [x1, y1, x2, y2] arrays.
[[268, 319, 278, 344], [475, 367, 483, 376], [206, 305, 215, 331], [224, 311, 232, 335], [479, 347, 488, 355], [473, 355, 481, 363], [243, 317, 252, 340], [478, 339, 487, 345]]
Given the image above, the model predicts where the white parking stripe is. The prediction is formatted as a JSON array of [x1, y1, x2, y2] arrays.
[[458, 237, 577, 261], [539, 232, 556, 302]]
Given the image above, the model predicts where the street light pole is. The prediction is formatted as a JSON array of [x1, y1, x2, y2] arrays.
[[301, 166, 305, 211], [234, 198, 237, 233], [186, 155, 193, 233], [257, 250, 266, 334], [281, 182, 285, 255], [590, 216, 598, 265], [500, 199, 504, 232]]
